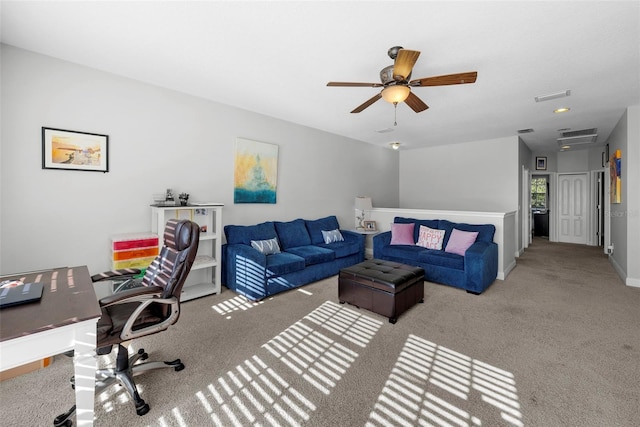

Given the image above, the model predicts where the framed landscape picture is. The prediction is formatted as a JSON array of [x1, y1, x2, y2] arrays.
[[535, 156, 547, 171], [42, 127, 109, 172]]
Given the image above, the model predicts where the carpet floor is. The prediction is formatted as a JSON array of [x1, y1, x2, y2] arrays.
[[1, 237, 639, 426]]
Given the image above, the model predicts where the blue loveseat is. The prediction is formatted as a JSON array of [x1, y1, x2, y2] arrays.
[[222, 216, 364, 301], [373, 217, 498, 294]]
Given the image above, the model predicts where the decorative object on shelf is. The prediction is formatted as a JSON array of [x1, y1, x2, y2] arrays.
[[535, 156, 547, 170], [165, 189, 175, 202], [355, 196, 373, 230], [179, 193, 189, 206], [42, 127, 109, 172], [234, 138, 278, 204], [364, 220, 377, 231]]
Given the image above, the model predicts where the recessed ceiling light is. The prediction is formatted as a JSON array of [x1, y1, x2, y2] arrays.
[[390, 142, 401, 150], [554, 107, 570, 113]]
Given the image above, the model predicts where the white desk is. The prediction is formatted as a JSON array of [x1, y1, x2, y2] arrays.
[[0, 266, 101, 426]]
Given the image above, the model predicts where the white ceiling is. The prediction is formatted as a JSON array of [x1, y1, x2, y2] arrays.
[[1, 1, 639, 152]]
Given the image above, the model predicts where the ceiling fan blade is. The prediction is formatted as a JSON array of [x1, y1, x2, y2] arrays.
[[410, 71, 478, 87], [327, 82, 383, 87], [351, 93, 382, 113], [393, 49, 420, 80], [404, 92, 429, 113]]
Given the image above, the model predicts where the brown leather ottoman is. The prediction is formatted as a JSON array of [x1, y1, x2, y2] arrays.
[[338, 259, 425, 324]]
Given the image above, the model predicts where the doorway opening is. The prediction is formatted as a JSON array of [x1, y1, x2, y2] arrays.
[[531, 175, 549, 238]]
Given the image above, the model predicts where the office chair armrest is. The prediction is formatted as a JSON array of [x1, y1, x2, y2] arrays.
[[91, 268, 142, 283], [99, 285, 179, 341], [120, 295, 180, 341], [99, 285, 164, 307]]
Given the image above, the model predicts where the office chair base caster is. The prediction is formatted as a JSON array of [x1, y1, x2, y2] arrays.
[[136, 400, 150, 416], [167, 358, 185, 371], [53, 405, 75, 427]]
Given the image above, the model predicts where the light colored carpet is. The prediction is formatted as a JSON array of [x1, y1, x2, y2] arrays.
[[1, 237, 639, 426]]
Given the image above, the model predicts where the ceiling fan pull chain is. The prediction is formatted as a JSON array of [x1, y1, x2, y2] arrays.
[[394, 102, 398, 126]]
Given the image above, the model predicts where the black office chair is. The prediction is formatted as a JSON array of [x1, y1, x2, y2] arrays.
[[54, 219, 200, 427]]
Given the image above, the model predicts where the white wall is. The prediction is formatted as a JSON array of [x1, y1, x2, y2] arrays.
[[0, 45, 399, 275], [605, 109, 629, 279], [626, 105, 640, 287], [558, 149, 589, 172], [518, 137, 533, 254], [597, 105, 640, 287], [398, 136, 519, 212]]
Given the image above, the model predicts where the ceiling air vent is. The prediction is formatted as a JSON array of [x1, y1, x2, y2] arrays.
[[535, 90, 571, 102], [518, 128, 534, 134], [556, 128, 598, 146]]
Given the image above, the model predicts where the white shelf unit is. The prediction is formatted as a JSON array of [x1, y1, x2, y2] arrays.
[[150, 203, 223, 301]]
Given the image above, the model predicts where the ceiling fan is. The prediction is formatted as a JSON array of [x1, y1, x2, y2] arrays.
[[327, 46, 478, 114]]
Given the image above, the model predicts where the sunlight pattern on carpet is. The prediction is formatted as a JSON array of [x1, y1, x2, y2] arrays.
[[196, 301, 383, 426], [211, 295, 267, 318], [366, 334, 523, 427]]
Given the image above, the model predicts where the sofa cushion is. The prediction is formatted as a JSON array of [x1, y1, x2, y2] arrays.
[[445, 228, 479, 256], [439, 220, 495, 246], [418, 250, 465, 270], [317, 240, 360, 259], [321, 229, 344, 244], [250, 237, 281, 255], [416, 225, 445, 250], [265, 252, 305, 276], [380, 244, 425, 262], [286, 245, 335, 266], [225, 221, 277, 245], [390, 223, 415, 245], [305, 216, 341, 245], [275, 219, 312, 250], [395, 217, 440, 242]]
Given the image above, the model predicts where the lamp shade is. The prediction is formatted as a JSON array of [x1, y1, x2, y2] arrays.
[[355, 196, 372, 211], [381, 85, 410, 104]]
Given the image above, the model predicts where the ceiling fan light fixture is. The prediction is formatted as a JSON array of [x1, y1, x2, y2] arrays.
[[381, 85, 410, 104]]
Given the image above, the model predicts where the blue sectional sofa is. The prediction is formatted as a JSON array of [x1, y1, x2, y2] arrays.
[[373, 217, 498, 294], [222, 216, 364, 301]]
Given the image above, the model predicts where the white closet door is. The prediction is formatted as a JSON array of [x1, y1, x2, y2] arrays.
[[558, 173, 588, 244]]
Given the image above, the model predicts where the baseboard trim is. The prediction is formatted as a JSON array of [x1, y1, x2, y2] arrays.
[[626, 277, 640, 288], [608, 255, 633, 287], [498, 259, 517, 281]]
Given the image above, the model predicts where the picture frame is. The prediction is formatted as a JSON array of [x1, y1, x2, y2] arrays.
[[364, 220, 377, 231], [234, 137, 278, 204], [535, 156, 547, 171], [42, 127, 109, 172]]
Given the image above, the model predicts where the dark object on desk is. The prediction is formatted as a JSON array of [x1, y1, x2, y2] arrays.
[[0, 282, 44, 308], [54, 218, 200, 427]]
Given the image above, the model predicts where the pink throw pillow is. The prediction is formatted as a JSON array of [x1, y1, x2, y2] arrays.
[[444, 228, 479, 256], [390, 223, 415, 245], [416, 225, 446, 250]]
